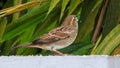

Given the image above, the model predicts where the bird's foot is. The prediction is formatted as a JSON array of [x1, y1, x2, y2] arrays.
[[52, 50, 73, 56], [54, 54, 72, 56]]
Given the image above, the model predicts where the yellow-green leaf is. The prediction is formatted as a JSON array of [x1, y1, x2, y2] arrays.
[[0, 17, 7, 42], [68, 0, 82, 15], [93, 24, 120, 55], [47, 0, 59, 16], [59, 0, 69, 21]]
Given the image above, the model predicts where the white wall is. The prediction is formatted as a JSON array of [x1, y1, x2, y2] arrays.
[[0, 56, 119, 68]]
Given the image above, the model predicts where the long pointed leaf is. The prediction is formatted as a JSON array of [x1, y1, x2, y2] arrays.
[[93, 24, 120, 55]]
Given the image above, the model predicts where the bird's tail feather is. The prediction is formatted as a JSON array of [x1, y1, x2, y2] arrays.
[[11, 43, 32, 50]]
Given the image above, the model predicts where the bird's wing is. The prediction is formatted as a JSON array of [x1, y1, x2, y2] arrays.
[[32, 27, 70, 45]]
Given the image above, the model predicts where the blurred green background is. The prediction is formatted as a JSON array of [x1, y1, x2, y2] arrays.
[[0, 0, 120, 56]]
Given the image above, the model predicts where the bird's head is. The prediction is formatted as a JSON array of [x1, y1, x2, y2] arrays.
[[62, 15, 78, 29]]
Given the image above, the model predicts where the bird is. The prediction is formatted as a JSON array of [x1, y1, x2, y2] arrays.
[[13, 15, 78, 56]]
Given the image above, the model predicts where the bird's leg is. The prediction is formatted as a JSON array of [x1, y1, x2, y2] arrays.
[[52, 50, 64, 56]]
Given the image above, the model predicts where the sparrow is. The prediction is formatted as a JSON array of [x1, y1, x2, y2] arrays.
[[13, 15, 78, 55]]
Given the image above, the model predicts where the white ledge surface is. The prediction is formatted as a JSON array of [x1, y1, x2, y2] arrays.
[[0, 56, 120, 68]]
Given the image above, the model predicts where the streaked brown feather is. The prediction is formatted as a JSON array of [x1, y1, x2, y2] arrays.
[[32, 27, 70, 45]]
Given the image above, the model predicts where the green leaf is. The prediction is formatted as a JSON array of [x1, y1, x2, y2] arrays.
[[32, 8, 59, 40], [47, 0, 59, 16], [2, 38, 18, 55], [3, 14, 45, 41], [12, 0, 22, 22], [20, 26, 35, 44], [17, 18, 36, 55], [20, 48, 38, 55], [0, 17, 7, 42], [93, 24, 120, 55], [68, 0, 82, 15], [102, 0, 120, 40], [72, 44, 93, 55], [2, 2, 50, 42], [76, 0, 102, 43], [59, 0, 69, 21], [91, 34, 102, 54]]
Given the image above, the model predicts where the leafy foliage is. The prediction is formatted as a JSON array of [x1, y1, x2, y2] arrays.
[[0, 0, 120, 56]]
